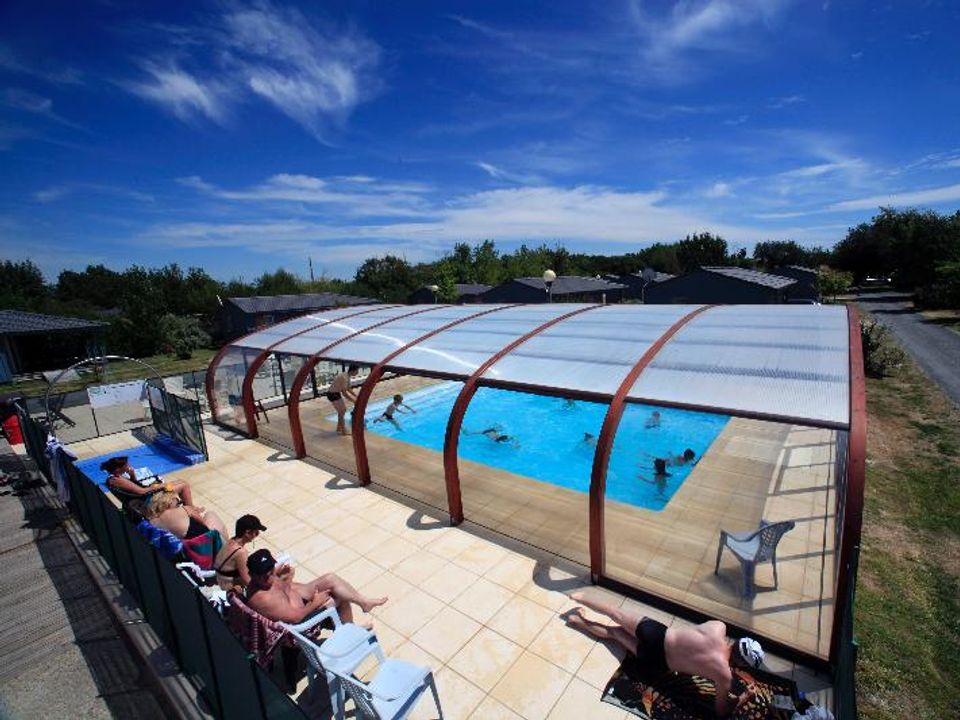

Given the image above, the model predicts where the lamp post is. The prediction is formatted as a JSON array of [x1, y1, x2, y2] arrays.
[[542, 269, 556, 303], [427, 284, 439, 304]]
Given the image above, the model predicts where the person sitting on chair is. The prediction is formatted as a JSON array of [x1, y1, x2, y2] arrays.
[[245, 549, 387, 625], [101, 456, 195, 508], [564, 592, 763, 717], [215, 514, 267, 590], [142, 490, 228, 541]]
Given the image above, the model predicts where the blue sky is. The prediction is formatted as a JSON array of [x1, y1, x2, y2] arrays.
[[2, 0, 959, 282]]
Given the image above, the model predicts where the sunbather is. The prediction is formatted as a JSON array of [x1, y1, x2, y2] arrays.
[[565, 592, 763, 717], [101, 455, 195, 507], [142, 490, 228, 541], [245, 549, 387, 624], [215, 514, 267, 590]]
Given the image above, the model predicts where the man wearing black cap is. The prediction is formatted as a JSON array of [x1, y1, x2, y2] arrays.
[[245, 549, 387, 624], [215, 514, 267, 590]]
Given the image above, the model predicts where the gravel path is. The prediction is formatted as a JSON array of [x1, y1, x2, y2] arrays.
[[857, 291, 960, 407]]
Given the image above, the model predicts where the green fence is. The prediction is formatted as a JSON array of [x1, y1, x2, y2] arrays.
[[15, 404, 307, 720], [146, 381, 209, 460]]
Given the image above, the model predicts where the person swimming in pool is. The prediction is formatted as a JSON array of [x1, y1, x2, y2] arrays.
[[645, 410, 662, 428], [639, 458, 671, 497], [641, 448, 697, 470], [581, 432, 597, 448], [373, 394, 416, 430], [464, 424, 520, 448]]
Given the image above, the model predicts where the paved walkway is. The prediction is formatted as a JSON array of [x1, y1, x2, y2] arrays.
[[858, 291, 960, 406], [0, 440, 169, 719]]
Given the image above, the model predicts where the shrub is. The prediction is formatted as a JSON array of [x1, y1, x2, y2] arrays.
[[915, 261, 960, 309], [159, 314, 210, 360], [860, 319, 906, 377]]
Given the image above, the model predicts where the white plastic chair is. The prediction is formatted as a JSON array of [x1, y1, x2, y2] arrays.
[[176, 561, 217, 587], [714, 519, 796, 598], [327, 653, 443, 720], [283, 610, 381, 720]]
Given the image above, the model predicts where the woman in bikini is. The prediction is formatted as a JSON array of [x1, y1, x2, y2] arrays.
[[144, 490, 228, 541], [215, 514, 267, 590]]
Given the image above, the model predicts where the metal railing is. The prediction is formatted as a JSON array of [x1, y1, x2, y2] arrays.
[[15, 406, 307, 720]]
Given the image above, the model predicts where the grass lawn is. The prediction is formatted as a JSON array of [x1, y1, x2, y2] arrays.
[[856, 354, 960, 719], [917, 307, 960, 335], [0, 348, 217, 397]]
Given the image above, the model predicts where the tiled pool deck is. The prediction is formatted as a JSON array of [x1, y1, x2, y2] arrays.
[[69, 428, 834, 719]]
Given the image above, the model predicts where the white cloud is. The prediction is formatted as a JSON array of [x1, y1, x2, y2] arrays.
[[33, 183, 155, 204], [723, 114, 749, 126], [475, 161, 542, 185], [829, 183, 960, 211], [0, 43, 83, 85], [126, 1, 380, 141], [769, 94, 805, 109], [705, 182, 733, 198]]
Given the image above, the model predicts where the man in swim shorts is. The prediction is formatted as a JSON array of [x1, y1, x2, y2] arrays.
[[565, 591, 763, 717], [327, 365, 359, 435]]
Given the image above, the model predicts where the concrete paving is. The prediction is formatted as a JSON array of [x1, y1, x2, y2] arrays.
[[0, 439, 169, 720], [857, 291, 960, 407]]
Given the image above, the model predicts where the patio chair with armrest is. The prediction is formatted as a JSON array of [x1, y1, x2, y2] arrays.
[[714, 519, 796, 598], [284, 614, 382, 720], [326, 652, 443, 720]]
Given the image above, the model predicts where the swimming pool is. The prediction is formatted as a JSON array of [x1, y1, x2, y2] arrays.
[[339, 381, 730, 511]]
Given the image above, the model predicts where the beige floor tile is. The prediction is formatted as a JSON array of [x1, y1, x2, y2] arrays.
[[361, 570, 415, 606], [323, 516, 374, 544], [490, 651, 572, 720], [452, 539, 510, 575], [576, 642, 625, 690], [410, 606, 482, 664], [487, 595, 556, 648], [420, 562, 481, 604], [344, 523, 395, 556], [528, 614, 597, 674], [468, 696, 523, 720], [546, 677, 626, 720], [448, 627, 524, 692], [376, 587, 445, 637], [410, 666, 484, 720], [424, 528, 478, 559], [389, 638, 443, 670], [485, 552, 539, 592], [285, 531, 337, 561], [393, 551, 449, 586], [451, 577, 514, 625], [301, 543, 360, 576], [368, 535, 422, 570], [338, 556, 387, 589]]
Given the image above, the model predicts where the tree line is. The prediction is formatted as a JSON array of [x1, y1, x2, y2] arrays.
[[1, 206, 957, 358]]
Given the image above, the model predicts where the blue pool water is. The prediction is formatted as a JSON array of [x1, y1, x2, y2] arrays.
[[340, 382, 729, 510], [75, 442, 195, 493]]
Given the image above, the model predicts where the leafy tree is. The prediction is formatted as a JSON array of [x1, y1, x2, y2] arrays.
[[677, 232, 728, 272], [753, 240, 807, 269], [915, 260, 960, 309], [255, 268, 302, 296], [448, 243, 474, 283], [354, 255, 417, 302], [158, 314, 210, 359], [638, 243, 682, 275], [56, 264, 123, 308], [434, 264, 459, 303], [471, 240, 502, 285], [0, 259, 47, 309], [818, 267, 853, 302]]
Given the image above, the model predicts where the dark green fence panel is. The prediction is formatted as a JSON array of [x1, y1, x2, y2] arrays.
[[66, 464, 95, 539], [102, 497, 140, 595], [125, 527, 174, 647], [198, 599, 266, 719], [254, 665, 310, 720]]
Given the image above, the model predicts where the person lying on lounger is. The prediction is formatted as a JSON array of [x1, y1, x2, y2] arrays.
[[101, 455, 195, 508], [245, 549, 387, 625], [372, 394, 416, 430], [564, 592, 764, 718], [142, 490, 228, 542], [463, 424, 520, 448]]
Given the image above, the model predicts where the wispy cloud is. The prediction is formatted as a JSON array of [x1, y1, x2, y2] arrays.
[[829, 183, 960, 211], [33, 183, 155, 204], [125, 1, 381, 141], [769, 94, 805, 109], [475, 161, 542, 185], [0, 43, 83, 85], [705, 182, 733, 198]]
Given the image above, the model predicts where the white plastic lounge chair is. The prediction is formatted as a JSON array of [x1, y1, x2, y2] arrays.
[[283, 610, 380, 720], [714, 519, 796, 598], [326, 650, 443, 720]]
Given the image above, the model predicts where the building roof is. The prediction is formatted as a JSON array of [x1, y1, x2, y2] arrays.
[[455, 283, 493, 296], [701, 266, 797, 289], [775, 265, 819, 276], [617, 271, 676, 283], [227, 292, 378, 314], [224, 303, 853, 428], [512, 275, 627, 295], [0, 310, 107, 336]]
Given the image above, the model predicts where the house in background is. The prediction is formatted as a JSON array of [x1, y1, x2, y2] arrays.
[[408, 283, 493, 304], [774, 265, 821, 301], [643, 266, 797, 304], [482, 276, 627, 303], [611, 271, 677, 301], [220, 292, 378, 341], [0, 310, 107, 382]]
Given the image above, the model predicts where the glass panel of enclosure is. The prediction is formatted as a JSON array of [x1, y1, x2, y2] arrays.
[[211, 346, 260, 431], [481, 305, 697, 394], [300, 362, 372, 476], [602, 406, 840, 659], [325, 305, 497, 366], [254, 353, 308, 452], [362, 374, 459, 513], [234, 307, 378, 351], [458, 387, 602, 567], [270, 306, 417, 357], [389, 305, 580, 377], [629, 305, 850, 427]]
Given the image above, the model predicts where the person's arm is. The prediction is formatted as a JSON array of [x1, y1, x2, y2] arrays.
[[401, 403, 416, 413], [249, 589, 327, 623], [108, 473, 152, 496], [237, 548, 251, 587]]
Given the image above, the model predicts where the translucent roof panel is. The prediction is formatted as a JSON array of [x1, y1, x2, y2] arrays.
[[629, 305, 850, 426], [389, 304, 586, 376], [325, 305, 507, 365], [235, 306, 388, 351], [270, 306, 421, 357], [482, 305, 699, 395]]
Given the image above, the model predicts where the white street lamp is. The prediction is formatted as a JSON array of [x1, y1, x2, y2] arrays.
[[427, 284, 440, 304], [542, 269, 556, 303]]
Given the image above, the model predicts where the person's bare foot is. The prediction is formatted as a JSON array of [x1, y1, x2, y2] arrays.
[[359, 596, 387, 613], [562, 607, 610, 640], [570, 591, 586, 604]]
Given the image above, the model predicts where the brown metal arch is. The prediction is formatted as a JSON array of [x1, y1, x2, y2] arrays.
[[352, 304, 523, 488], [287, 305, 448, 458], [829, 304, 866, 664], [442, 304, 607, 524], [239, 305, 399, 438], [588, 305, 713, 582]]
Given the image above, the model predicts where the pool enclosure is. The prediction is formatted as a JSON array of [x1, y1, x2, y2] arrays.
[[206, 303, 864, 669]]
